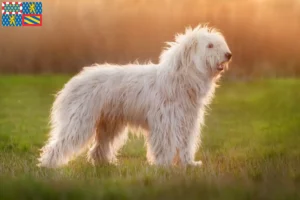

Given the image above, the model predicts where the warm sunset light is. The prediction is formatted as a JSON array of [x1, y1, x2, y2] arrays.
[[0, 1, 299, 200], [0, 0, 299, 76]]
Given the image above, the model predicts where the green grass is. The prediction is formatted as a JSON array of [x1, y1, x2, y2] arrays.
[[0, 76, 300, 200]]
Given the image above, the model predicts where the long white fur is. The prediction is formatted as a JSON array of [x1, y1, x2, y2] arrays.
[[38, 25, 231, 168]]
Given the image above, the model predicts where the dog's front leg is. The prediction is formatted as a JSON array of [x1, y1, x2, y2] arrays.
[[146, 122, 177, 167], [176, 117, 203, 167], [146, 113, 202, 167], [178, 136, 202, 167]]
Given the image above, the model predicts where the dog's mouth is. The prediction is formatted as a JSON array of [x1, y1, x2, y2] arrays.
[[217, 62, 228, 71]]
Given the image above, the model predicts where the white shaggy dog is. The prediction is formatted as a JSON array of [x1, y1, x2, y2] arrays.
[[38, 25, 232, 168]]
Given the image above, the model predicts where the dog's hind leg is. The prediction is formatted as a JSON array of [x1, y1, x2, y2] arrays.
[[87, 120, 128, 165]]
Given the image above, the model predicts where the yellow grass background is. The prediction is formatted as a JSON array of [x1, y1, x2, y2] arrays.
[[0, 0, 299, 77]]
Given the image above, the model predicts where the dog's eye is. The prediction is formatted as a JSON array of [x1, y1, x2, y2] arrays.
[[207, 43, 214, 48]]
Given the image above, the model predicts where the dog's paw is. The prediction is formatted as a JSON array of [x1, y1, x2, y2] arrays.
[[188, 160, 202, 167], [87, 155, 119, 167]]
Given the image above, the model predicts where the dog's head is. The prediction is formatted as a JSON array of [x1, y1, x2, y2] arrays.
[[198, 28, 232, 78], [161, 25, 232, 79]]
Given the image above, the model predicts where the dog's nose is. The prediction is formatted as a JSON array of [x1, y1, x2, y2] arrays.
[[225, 52, 232, 60]]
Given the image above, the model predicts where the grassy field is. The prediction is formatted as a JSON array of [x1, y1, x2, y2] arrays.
[[0, 76, 299, 200]]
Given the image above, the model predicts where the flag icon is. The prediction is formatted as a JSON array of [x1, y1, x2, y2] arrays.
[[2, 14, 22, 26], [1, 2, 42, 27], [22, 2, 42, 14], [23, 14, 41, 26], [1, 2, 22, 14]]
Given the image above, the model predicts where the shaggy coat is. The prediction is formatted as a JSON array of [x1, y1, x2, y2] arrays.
[[38, 25, 232, 168]]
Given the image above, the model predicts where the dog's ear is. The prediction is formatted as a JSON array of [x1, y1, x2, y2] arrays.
[[175, 37, 198, 71], [159, 30, 198, 72]]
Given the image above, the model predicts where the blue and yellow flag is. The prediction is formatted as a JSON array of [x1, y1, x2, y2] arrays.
[[2, 14, 22, 26], [23, 14, 42, 26], [22, 2, 42, 14]]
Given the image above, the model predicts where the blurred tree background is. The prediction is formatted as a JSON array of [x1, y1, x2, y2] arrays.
[[0, 0, 299, 77]]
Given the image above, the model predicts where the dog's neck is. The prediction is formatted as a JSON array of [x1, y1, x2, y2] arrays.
[[157, 62, 216, 108], [181, 69, 216, 104]]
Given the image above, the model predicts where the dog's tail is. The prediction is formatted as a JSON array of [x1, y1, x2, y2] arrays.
[[38, 72, 102, 168], [38, 124, 94, 168]]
